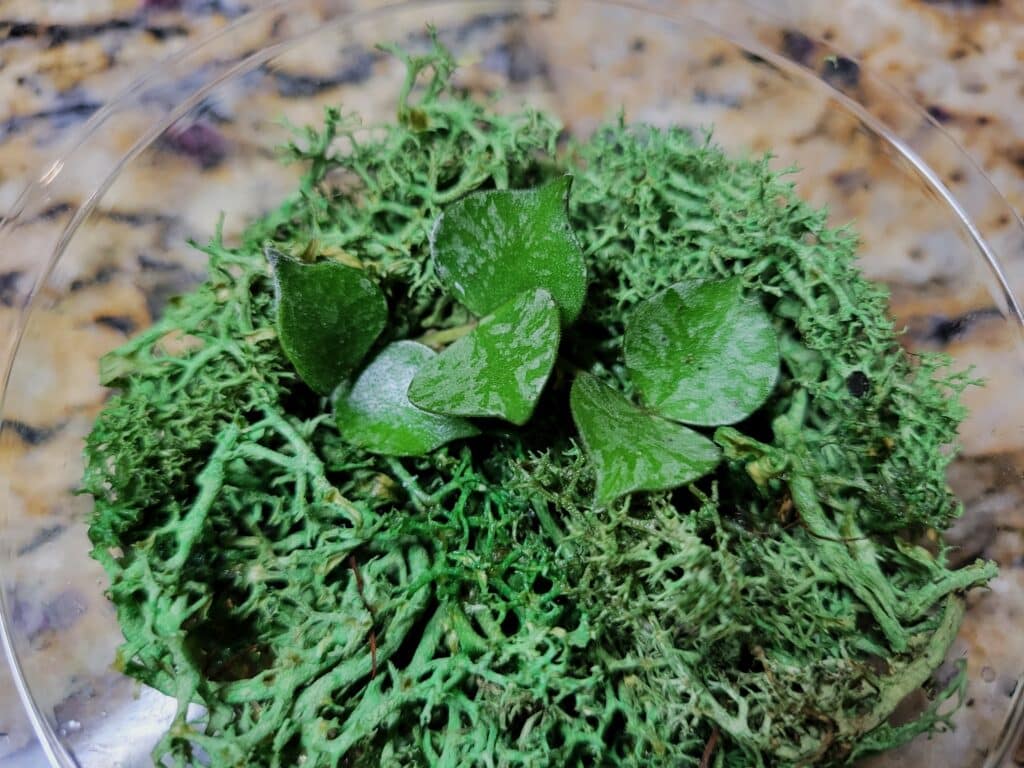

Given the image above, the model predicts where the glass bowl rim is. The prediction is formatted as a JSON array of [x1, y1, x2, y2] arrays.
[[1, 1, 1022, 765]]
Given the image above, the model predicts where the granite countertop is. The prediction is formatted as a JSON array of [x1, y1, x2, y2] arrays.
[[1, 1, 1023, 766]]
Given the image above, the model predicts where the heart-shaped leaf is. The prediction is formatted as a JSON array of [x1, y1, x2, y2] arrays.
[[408, 288, 560, 425], [570, 372, 721, 505], [269, 247, 387, 395], [333, 341, 479, 456], [431, 176, 587, 324], [624, 278, 779, 426]]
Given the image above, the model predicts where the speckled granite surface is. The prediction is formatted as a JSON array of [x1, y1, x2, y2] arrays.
[[1, 1, 1023, 766]]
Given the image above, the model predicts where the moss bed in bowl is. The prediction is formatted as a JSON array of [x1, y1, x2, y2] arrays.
[[80, 36, 996, 768]]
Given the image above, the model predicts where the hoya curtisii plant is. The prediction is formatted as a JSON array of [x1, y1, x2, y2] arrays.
[[268, 176, 780, 504]]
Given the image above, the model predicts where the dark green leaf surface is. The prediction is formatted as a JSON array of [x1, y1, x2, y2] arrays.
[[269, 248, 387, 395], [624, 278, 779, 426], [333, 341, 479, 456], [570, 372, 721, 504], [431, 176, 587, 323], [408, 288, 560, 425]]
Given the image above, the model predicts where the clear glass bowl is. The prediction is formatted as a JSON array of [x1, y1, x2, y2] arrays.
[[2, 1, 1023, 766]]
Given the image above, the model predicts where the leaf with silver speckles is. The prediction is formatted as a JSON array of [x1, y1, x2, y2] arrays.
[[570, 372, 721, 505], [624, 278, 779, 426], [431, 176, 587, 324], [408, 288, 560, 426], [333, 341, 479, 456]]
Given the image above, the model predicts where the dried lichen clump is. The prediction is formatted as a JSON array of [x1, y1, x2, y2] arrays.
[[83, 38, 994, 768]]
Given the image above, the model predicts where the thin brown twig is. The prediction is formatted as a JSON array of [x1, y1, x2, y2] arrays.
[[733, 520, 868, 544], [349, 554, 378, 678], [799, 522, 870, 544], [700, 726, 720, 768], [737, 519, 802, 538]]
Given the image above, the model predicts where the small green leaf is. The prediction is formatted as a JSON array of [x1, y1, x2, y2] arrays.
[[570, 373, 721, 505], [333, 341, 479, 456], [624, 278, 779, 426], [431, 176, 587, 324], [408, 288, 560, 425], [269, 247, 387, 395]]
